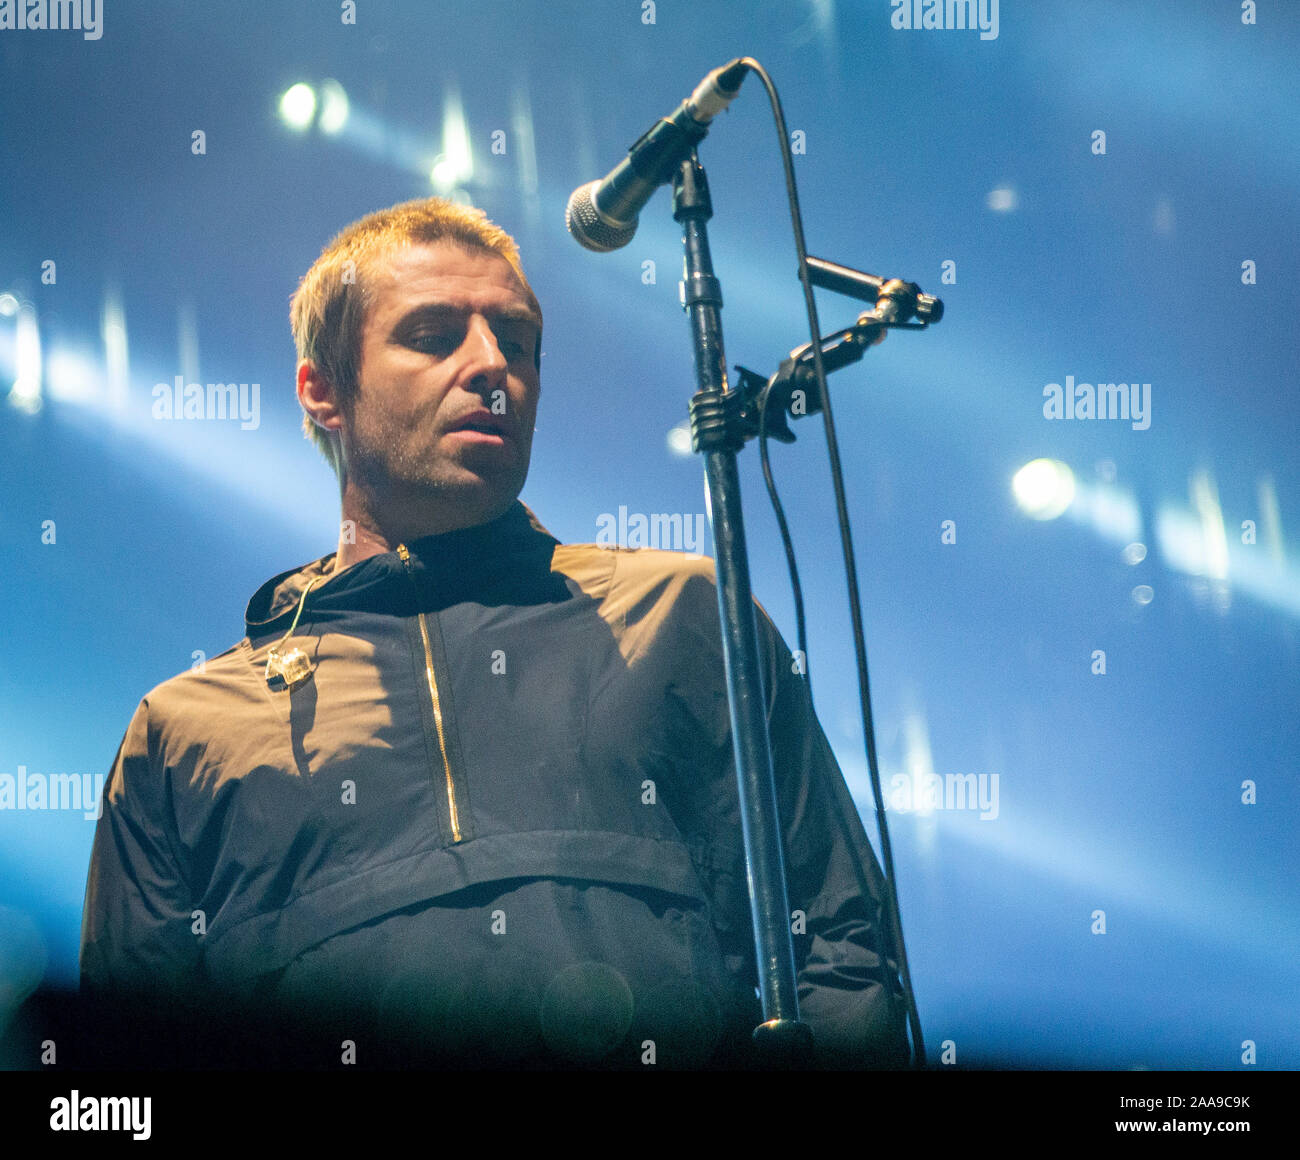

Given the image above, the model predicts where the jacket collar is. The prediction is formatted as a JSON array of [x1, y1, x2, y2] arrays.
[[244, 501, 564, 635]]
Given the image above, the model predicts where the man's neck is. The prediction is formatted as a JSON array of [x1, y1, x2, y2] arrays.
[[334, 518, 391, 573], [333, 485, 507, 572]]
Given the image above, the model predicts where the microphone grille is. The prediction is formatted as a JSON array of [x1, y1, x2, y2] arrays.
[[565, 182, 638, 253]]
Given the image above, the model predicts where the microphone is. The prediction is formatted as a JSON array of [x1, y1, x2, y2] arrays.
[[566, 59, 750, 252]]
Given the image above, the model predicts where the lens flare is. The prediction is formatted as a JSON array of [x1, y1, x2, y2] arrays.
[[1012, 458, 1075, 520]]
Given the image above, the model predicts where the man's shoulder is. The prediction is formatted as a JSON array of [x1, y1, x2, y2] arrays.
[[130, 638, 262, 728], [99, 640, 256, 787], [551, 540, 789, 654], [554, 540, 718, 594], [552, 541, 721, 623]]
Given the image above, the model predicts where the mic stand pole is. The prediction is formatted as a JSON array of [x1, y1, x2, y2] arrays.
[[674, 150, 813, 1067]]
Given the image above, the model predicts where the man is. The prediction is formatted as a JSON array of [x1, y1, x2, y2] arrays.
[[79, 197, 910, 1069]]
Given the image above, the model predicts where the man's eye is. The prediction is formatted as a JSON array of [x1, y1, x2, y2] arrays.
[[494, 327, 537, 360], [411, 333, 457, 353]]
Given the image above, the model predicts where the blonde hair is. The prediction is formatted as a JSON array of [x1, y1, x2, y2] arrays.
[[290, 197, 541, 475]]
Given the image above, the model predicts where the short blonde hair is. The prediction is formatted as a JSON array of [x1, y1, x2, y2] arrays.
[[290, 197, 541, 475]]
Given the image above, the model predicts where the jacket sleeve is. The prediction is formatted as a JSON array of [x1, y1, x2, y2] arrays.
[[758, 607, 913, 1069], [79, 698, 203, 1012]]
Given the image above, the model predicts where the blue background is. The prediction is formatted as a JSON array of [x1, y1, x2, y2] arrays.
[[1, 0, 1296, 1069]]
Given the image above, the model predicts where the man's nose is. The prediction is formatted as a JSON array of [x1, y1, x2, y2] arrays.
[[462, 314, 508, 388]]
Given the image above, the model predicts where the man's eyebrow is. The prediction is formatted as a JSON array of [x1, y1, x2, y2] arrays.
[[390, 301, 542, 330]]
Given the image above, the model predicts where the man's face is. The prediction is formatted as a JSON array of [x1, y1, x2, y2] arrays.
[[341, 241, 542, 532]]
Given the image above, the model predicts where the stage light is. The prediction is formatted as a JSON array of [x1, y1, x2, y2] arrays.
[[666, 420, 692, 457], [46, 346, 101, 405], [101, 289, 129, 410], [430, 156, 458, 190], [279, 83, 317, 131], [1012, 458, 1075, 520], [987, 185, 1018, 212], [1189, 468, 1229, 581], [319, 79, 349, 136], [0, 292, 19, 317], [901, 709, 937, 821], [8, 379, 40, 413], [1258, 475, 1285, 564], [7, 304, 42, 414], [510, 84, 539, 200], [430, 87, 472, 192]]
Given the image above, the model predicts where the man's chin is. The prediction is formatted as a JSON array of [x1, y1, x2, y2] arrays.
[[394, 470, 523, 526]]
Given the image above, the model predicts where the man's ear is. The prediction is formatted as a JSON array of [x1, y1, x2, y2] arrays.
[[297, 360, 344, 435]]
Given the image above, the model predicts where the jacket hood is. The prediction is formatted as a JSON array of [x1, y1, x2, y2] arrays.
[[244, 501, 565, 636]]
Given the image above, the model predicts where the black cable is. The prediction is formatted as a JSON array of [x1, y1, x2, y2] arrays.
[[738, 56, 926, 1068], [758, 394, 811, 698]]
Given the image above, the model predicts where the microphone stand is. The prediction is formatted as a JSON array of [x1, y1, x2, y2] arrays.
[[673, 150, 814, 1066]]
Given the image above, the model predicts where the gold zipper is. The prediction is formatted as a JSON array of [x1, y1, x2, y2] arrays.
[[397, 543, 462, 843]]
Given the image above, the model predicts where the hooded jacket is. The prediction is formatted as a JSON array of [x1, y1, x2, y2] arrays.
[[79, 501, 910, 1069]]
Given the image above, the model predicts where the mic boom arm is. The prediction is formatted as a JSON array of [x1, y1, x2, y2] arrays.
[[734, 266, 943, 443]]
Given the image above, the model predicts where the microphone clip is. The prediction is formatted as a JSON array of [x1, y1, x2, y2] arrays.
[[732, 259, 945, 444], [264, 576, 322, 693]]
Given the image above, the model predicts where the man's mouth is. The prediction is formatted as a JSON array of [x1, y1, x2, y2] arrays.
[[446, 411, 512, 442]]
